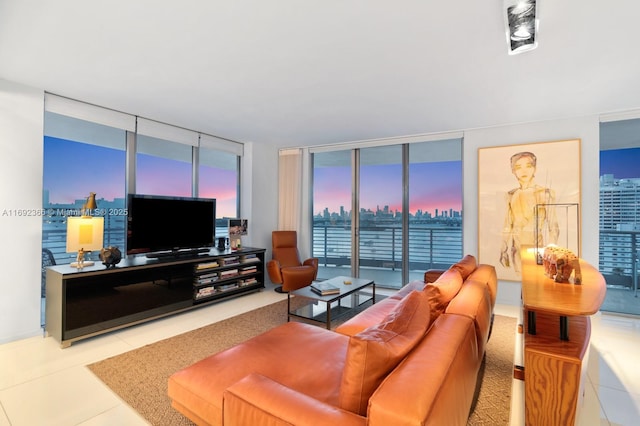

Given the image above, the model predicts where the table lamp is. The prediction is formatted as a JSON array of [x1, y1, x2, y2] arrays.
[[66, 192, 104, 268]]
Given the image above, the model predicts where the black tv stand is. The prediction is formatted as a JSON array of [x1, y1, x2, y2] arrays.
[[45, 247, 266, 348], [146, 248, 210, 259]]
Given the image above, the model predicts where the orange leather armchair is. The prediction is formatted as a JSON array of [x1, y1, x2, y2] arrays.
[[267, 231, 319, 293]]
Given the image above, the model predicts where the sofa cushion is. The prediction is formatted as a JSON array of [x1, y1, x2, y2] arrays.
[[391, 279, 425, 300], [335, 297, 401, 337], [449, 254, 477, 280], [338, 290, 431, 415], [424, 268, 463, 323], [168, 322, 348, 426], [466, 264, 498, 308]]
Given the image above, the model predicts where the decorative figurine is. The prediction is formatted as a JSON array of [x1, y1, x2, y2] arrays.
[[100, 246, 122, 268], [542, 245, 582, 284], [76, 248, 85, 268]]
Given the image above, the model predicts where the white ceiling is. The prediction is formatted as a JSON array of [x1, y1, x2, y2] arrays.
[[1, 1, 639, 146]]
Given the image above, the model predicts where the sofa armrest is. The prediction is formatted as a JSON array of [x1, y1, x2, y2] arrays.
[[424, 269, 447, 283], [223, 373, 366, 426]]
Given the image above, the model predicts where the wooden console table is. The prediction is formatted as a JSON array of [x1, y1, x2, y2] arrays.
[[520, 247, 606, 426]]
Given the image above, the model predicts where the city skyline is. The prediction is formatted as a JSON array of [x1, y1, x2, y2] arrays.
[[313, 160, 462, 217]]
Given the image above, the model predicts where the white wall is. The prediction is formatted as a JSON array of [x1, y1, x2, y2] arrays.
[[462, 116, 600, 305], [244, 141, 279, 263], [0, 79, 44, 343]]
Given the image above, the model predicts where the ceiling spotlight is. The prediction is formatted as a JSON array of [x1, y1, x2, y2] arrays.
[[504, 0, 538, 55]]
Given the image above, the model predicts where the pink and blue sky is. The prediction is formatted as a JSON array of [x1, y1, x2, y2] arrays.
[[313, 161, 462, 216], [43, 137, 639, 220], [44, 137, 238, 218]]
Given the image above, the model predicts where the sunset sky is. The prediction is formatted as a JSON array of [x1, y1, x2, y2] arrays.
[[43, 136, 238, 218], [44, 137, 639, 220], [313, 160, 463, 216]]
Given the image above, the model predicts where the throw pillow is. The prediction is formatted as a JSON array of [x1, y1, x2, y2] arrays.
[[338, 290, 431, 416], [449, 254, 477, 280], [424, 268, 463, 323]]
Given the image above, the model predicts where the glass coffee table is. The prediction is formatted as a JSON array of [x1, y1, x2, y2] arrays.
[[288, 276, 375, 329]]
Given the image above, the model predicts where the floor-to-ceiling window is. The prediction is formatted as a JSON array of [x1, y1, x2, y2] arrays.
[[42, 106, 131, 326], [43, 111, 129, 266], [199, 137, 242, 238], [312, 149, 353, 276], [42, 95, 244, 323], [311, 136, 463, 288], [408, 140, 463, 281], [358, 145, 404, 287], [600, 117, 640, 316]]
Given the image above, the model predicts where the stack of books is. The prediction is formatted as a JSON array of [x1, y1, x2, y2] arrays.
[[240, 265, 257, 275], [241, 254, 260, 264], [195, 287, 216, 300], [195, 272, 219, 285], [220, 268, 239, 279], [195, 261, 219, 270], [310, 281, 340, 296], [221, 256, 240, 266]]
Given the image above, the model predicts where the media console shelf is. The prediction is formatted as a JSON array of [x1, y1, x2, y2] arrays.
[[45, 247, 265, 348], [520, 247, 606, 426]]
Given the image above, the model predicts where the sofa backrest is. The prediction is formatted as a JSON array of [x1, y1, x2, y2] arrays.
[[466, 264, 497, 309], [367, 314, 479, 426], [338, 290, 432, 416], [449, 254, 477, 280], [423, 268, 463, 323], [445, 280, 492, 358]]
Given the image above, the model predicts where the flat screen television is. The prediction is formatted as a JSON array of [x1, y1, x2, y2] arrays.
[[126, 194, 216, 257]]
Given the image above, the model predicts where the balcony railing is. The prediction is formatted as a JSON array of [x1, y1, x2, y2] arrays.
[[312, 225, 463, 272]]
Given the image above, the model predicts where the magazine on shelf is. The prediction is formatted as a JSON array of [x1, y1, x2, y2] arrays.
[[310, 281, 340, 296]]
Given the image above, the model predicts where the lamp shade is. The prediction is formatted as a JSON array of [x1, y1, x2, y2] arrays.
[[66, 216, 104, 253]]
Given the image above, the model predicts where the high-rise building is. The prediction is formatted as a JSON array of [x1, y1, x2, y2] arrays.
[[600, 174, 640, 230]]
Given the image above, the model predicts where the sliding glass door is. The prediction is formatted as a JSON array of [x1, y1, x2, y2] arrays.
[[312, 150, 353, 277], [599, 117, 640, 316], [408, 140, 463, 281], [312, 137, 463, 289], [358, 145, 404, 287]]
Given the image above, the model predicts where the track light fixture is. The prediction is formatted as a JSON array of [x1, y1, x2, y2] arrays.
[[504, 0, 538, 55]]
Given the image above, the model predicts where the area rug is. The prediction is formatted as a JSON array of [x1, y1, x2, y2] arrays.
[[88, 299, 516, 425]]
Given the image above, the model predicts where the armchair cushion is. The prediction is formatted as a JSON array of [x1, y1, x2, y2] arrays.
[[338, 290, 431, 415], [271, 231, 303, 268], [281, 265, 317, 292]]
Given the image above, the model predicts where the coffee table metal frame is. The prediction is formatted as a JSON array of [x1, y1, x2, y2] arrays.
[[287, 276, 375, 329]]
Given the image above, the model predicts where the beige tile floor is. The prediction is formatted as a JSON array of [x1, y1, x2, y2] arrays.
[[0, 289, 638, 425]]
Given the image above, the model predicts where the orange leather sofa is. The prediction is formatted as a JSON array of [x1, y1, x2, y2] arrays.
[[168, 255, 497, 426]]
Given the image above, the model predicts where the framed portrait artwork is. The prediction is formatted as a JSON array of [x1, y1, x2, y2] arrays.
[[478, 139, 581, 281]]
